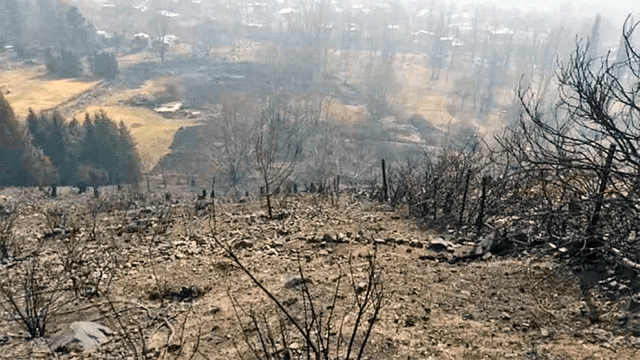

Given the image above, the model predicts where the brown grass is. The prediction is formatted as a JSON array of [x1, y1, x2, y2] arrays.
[[327, 102, 367, 122], [0, 67, 97, 117]]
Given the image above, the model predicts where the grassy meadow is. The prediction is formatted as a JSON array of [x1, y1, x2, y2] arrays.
[[0, 67, 97, 117]]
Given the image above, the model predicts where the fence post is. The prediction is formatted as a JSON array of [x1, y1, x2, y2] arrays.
[[211, 176, 216, 199], [586, 144, 616, 238], [433, 174, 439, 221], [458, 170, 471, 231], [476, 175, 489, 235], [382, 159, 388, 202], [422, 171, 428, 217]]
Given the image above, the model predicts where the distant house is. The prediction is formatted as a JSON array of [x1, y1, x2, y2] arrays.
[[132, 33, 150, 52], [161, 34, 180, 48], [1, 45, 15, 70], [154, 101, 183, 115]]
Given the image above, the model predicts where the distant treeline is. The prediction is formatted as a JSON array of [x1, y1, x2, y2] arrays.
[[0, 94, 141, 187]]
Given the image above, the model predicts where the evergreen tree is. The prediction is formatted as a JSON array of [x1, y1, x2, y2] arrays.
[[59, 50, 82, 78], [0, 0, 24, 46], [0, 95, 26, 185], [45, 49, 83, 78], [80, 111, 141, 185], [0, 95, 56, 186], [91, 51, 119, 81], [27, 110, 81, 185], [65, 6, 96, 53]]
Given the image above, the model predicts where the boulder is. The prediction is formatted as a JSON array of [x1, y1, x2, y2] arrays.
[[49, 321, 113, 353]]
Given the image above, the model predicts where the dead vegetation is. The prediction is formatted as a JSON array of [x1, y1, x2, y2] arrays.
[[0, 188, 639, 359]]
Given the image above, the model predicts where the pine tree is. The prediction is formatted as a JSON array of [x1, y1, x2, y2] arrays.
[[27, 110, 81, 185], [0, 95, 56, 186], [91, 51, 119, 81], [0, 94, 26, 185], [79, 111, 141, 185]]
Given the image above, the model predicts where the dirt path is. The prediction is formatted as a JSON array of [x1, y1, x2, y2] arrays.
[[44, 80, 113, 118]]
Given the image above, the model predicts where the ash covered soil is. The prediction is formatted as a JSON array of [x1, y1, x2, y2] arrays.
[[1, 189, 639, 359]]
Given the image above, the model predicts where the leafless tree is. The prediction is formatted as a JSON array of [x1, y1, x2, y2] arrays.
[[254, 95, 305, 218], [493, 15, 640, 253], [219, 94, 256, 189]]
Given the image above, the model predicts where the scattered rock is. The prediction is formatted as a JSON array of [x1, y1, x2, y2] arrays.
[[307, 236, 321, 244], [171, 286, 199, 302], [44, 227, 69, 240], [419, 251, 448, 262], [285, 276, 312, 290], [409, 239, 424, 248], [322, 233, 335, 242], [356, 282, 368, 294], [428, 237, 453, 252], [404, 315, 417, 327], [283, 297, 298, 307], [233, 239, 254, 250], [373, 237, 386, 245], [475, 231, 498, 256], [49, 322, 113, 353], [273, 211, 289, 220], [123, 223, 136, 233]]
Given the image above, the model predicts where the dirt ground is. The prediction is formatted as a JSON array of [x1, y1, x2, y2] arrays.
[[1, 189, 639, 359]]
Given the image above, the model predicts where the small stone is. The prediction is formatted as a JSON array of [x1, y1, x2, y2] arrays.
[[285, 277, 312, 290], [501, 312, 511, 320], [409, 240, 424, 248], [373, 237, 386, 245], [322, 233, 335, 242], [233, 239, 254, 249], [356, 282, 368, 294], [541, 328, 549, 337], [318, 249, 329, 256], [283, 297, 298, 307], [307, 236, 321, 243], [419, 251, 448, 261]]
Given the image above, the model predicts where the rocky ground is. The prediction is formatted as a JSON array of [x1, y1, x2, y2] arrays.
[[1, 188, 640, 359]]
